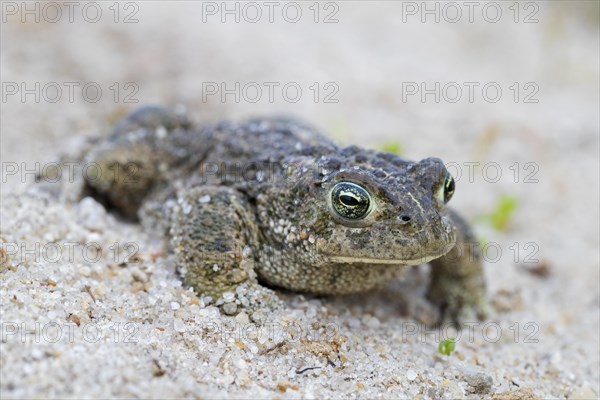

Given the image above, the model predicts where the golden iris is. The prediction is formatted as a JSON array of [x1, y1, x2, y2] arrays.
[[331, 182, 372, 220]]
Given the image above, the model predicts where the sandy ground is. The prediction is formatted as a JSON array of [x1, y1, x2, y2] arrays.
[[1, 1, 599, 398]]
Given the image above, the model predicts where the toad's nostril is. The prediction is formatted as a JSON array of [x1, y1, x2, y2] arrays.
[[400, 215, 411, 222]]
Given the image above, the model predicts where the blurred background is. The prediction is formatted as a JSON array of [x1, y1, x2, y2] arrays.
[[1, 1, 599, 398]]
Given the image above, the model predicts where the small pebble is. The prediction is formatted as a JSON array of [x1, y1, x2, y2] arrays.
[[173, 318, 186, 333], [222, 292, 235, 303], [465, 372, 493, 394], [198, 195, 211, 203], [363, 315, 380, 329], [155, 126, 167, 138], [222, 303, 238, 315], [235, 312, 250, 325]]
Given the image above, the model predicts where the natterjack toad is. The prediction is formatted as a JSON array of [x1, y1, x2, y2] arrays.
[[79, 106, 488, 323]]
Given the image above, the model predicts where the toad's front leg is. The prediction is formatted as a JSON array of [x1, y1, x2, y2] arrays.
[[170, 185, 282, 317], [427, 209, 490, 325]]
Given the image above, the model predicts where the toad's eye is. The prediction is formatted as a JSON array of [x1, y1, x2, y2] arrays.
[[436, 173, 455, 204], [331, 182, 373, 220]]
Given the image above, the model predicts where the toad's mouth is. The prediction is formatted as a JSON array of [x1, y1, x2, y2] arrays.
[[327, 253, 445, 266]]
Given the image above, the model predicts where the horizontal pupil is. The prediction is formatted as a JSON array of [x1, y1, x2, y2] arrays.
[[340, 194, 360, 206]]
